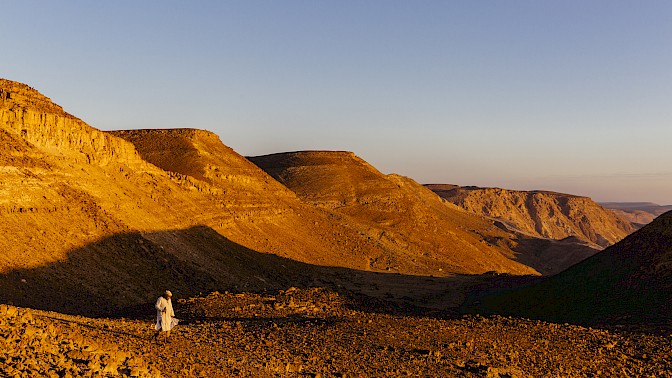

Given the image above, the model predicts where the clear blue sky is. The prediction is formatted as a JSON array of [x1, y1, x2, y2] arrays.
[[3, 1, 671, 204]]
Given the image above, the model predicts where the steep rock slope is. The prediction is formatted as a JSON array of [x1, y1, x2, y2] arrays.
[[0, 80, 143, 166], [475, 211, 672, 325], [428, 185, 635, 248], [108, 128, 414, 271], [249, 151, 538, 276], [0, 79, 385, 315]]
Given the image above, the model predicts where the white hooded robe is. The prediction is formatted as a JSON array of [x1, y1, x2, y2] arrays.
[[155, 296, 175, 332]]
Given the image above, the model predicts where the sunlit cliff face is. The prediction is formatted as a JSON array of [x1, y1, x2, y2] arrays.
[[430, 185, 635, 248]]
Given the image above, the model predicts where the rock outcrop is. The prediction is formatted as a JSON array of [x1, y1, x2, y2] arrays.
[[428, 185, 635, 248], [0, 79, 145, 167]]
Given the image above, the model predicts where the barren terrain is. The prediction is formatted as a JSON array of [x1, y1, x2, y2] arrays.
[[428, 185, 634, 248], [2, 79, 671, 377], [3, 289, 672, 377]]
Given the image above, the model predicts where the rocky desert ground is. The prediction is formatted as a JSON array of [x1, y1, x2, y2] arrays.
[[3, 288, 672, 377]]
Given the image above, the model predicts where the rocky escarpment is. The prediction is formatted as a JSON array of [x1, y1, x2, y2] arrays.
[[0, 79, 144, 167], [428, 185, 635, 248]]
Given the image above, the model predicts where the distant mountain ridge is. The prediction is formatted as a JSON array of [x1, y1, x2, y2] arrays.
[[427, 185, 635, 248], [600, 202, 672, 226]]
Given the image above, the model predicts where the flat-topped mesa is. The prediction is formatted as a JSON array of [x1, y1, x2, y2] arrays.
[[430, 185, 635, 248], [248, 150, 395, 207], [0, 79, 144, 167], [250, 150, 363, 167], [109, 128, 297, 201], [109, 128, 224, 183], [248, 151, 376, 181]]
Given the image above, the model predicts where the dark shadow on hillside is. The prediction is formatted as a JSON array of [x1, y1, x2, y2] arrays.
[[463, 210, 672, 335], [482, 221, 600, 276], [461, 274, 672, 336], [4, 224, 669, 334], [0, 225, 509, 319]]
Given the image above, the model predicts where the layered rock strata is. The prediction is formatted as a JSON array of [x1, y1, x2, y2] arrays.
[[428, 185, 635, 248]]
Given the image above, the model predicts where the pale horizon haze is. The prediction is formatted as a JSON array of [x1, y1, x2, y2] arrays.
[[3, 1, 671, 204]]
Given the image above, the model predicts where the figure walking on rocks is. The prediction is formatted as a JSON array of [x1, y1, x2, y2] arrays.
[[154, 290, 177, 341]]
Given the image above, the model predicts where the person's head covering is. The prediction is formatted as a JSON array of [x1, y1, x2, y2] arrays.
[[165, 290, 172, 297]]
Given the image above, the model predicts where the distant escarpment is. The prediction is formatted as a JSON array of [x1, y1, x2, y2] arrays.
[[428, 185, 635, 248], [600, 202, 672, 226]]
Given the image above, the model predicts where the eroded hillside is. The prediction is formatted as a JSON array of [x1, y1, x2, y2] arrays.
[[1, 79, 549, 317], [0, 79, 384, 315], [250, 151, 538, 276], [428, 185, 635, 248]]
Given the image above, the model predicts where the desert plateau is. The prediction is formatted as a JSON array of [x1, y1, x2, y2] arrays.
[[1, 78, 671, 378]]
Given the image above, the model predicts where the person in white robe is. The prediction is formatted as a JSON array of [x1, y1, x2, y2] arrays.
[[154, 290, 176, 340]]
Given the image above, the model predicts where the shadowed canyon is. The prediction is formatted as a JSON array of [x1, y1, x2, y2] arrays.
[[1, 79, 671, 377]]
